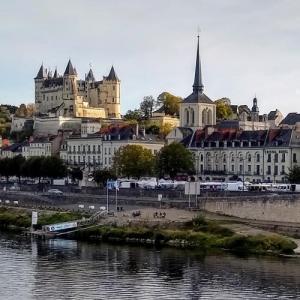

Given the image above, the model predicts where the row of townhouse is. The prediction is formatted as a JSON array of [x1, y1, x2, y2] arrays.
[[60, 126, 164, 170], [184, 126, 300, 183], [1, 139, 51, 159]]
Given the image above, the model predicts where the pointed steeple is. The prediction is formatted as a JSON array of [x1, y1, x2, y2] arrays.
[[192, 35, 204, 94], [53, 68, 58, 78], [107, 66, 119, 81], [35, 64, 47, 79], [64, 59, 77, 76], [86, 68, 95, 82]]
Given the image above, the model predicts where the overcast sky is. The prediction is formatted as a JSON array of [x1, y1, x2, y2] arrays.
[[0, 0, 299, 116]]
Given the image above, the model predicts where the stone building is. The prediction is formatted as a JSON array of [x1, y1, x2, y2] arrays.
[[60, 125, 164, 170], [34, 60, 121, 119], [182, 126, 300, 183]]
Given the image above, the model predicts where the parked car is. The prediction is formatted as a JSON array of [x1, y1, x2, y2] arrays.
[[47, 189, 63, 195]]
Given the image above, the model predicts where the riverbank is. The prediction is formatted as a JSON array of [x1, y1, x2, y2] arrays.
[[0, 206, 297, 256]]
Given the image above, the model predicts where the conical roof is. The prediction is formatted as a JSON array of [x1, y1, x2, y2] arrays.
[[35, 64, 47, 79], [86, 68, 95, 81], [53, 68, 58, 78], [64, 59, 77, 76], [107, 66, 119, 81], [183, 36, 213, 104]]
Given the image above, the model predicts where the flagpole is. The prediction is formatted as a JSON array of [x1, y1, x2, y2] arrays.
[[106, 179, 109, 213], [115, 182, 118, 212]]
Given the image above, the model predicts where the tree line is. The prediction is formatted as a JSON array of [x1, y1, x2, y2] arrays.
[[93, 143, 195, 186], [0, 156, 67, 183]]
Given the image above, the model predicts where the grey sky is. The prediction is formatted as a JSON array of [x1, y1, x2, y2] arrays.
[[0, 0, 299, 115]]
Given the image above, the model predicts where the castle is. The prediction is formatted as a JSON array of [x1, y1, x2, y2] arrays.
[[34, 60, 121, 119]]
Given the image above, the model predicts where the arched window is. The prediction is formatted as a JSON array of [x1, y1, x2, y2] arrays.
[[191, 108, 195, 126], [185, 109, 189, 125], [207, 109, 212, 125], [202, 109, 208, 125]]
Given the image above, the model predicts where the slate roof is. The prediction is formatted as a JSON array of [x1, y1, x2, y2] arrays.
[[35, 64, 47, 79], [64, 60, 77, 76], [106, 66, 119, 81], [43, 77, 63, 88], [2, 141, 28, 152], [187, 128, 292, 148], [86, 69, 95, 82], [183, 92, 214, 104], [280, 113, 300, 125]]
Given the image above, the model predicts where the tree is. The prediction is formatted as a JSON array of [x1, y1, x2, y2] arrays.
[[26, 103, 36, 117], [123, 109, 143, 122], [156, 143, 195, 180], [140, 96, 155, 119], [42, 156, 67, 179], [10, 155, 26, 183], [0, 158, 12, 182], [157, 92, 181, 116], [15, 104, 28, 117], [215, 99, 233, 120], [113, 145, 155, 178], [287, 166, 300, 183], [69, 167, 83, 182], [146, 124, 160, 135], [93, 169, 116, 187], [159, 123, 173, 138]]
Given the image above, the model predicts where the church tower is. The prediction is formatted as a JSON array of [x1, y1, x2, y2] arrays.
[[180, 36, 216, 129], [99, 66, 121, 118]]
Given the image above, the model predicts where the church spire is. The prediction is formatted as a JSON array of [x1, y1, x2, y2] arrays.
[[192, 35, 204, 94]]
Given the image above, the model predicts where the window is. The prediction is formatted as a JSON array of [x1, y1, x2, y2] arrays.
[[282, 153, 286, 162], [73, 146, 76, 152], [267, 166, 271, 175], [200, 154, 203, 162], [239, 165, 243, 173], [274, 153, 278, 163], [231, 165, 234, 172], [281, 166, 285, 174], [98, 145, 101, 153], [274, 165, 278, 176], [248, 165, 251, 172], [267, 153, 271, 162], [248, 154, 251, 162], [293, 153, 297, 163], [93, 145, 96, 153], [256, 165, 260, 175]]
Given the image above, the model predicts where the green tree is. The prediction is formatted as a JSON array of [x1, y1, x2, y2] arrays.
[[10, 155, 26, 183], [69, 167, 83, 182], [140, 96, 155, 119], [288, 166, 300, 183], [157, 92, 181, 116], [93, 169, 116, 187], [123, 109, 143, 122], [159, 123, 173, 138], [156, 143, 195, 179], [113, 145, 155, 178], [42, 156, 67, 179], [0, 158, 12, 182], [215, 99, 233, 120]]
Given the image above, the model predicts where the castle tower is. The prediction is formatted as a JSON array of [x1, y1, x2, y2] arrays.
[[34, 64, 47, 113], [100, 66, 121, 118], [63, 60, 78, 116], [180, 36, 216, 129]]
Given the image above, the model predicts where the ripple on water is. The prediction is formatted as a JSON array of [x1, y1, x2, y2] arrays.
[[0, 235, 300, 299]]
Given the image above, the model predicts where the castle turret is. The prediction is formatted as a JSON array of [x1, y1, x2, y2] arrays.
[[99, 66, 121, 118], [63, 59, 78, 116], [34, 64, 47, 113]]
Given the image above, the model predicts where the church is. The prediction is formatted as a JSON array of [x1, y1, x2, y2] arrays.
[[34, 60, 121, 119]]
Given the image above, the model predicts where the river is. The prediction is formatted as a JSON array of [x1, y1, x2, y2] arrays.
[[0, 233, 300, 300]]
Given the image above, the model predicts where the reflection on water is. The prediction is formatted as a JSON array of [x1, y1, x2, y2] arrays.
[[0, 233, 300, 299]]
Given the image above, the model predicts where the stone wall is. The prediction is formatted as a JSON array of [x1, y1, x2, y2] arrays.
[[200, 195, 300, 223]]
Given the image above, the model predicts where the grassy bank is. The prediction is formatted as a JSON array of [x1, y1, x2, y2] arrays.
[[75, 215, 297, 256], [0, 208, 297, 255], [0, 207, 86, 230]]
